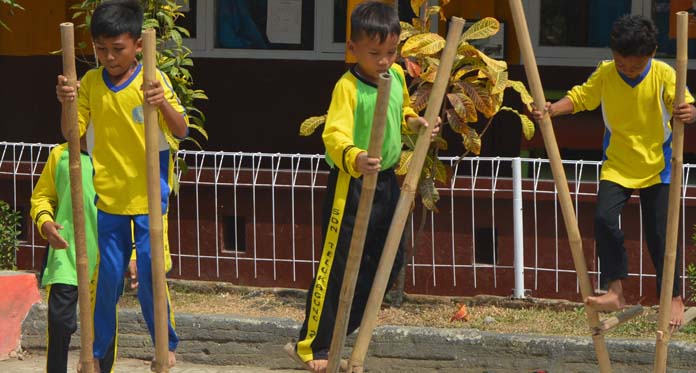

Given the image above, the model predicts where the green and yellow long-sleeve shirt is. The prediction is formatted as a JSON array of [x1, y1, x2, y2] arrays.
[[322, 63, 418, 178], [30, 143, 98, 287]]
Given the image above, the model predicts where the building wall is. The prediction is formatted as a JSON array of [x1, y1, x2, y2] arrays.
[[0, 0, 635, 157], [4, 1, 696, 303], [0, 0, 91, 56], [442, 0, 521, 65]]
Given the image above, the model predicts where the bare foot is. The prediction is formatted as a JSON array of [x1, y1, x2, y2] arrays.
[[283, 342, 347, 372], [150, 351, 176, 372], [585, 281, 625, 312], [307, 359, 328, 373], [168, 351, 176, 367], [670, 296, 685, 333], [585, 292, 626, 312]]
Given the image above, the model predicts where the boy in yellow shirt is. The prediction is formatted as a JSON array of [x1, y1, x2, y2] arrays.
[[56, 0, 187, 369], [533, 15, 696, 330]]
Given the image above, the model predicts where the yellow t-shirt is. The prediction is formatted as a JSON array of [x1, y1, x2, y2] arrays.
[[567, 59, 694, 189], [77, 64, 188, 214]]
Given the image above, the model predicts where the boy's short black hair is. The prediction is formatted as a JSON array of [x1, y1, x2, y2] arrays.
[[609, 15, 657, 57], [91, 0, 143, 40], [350, 1, 401, 43]]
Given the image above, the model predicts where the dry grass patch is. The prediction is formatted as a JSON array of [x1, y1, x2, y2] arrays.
[[113, 281, 696, 343]]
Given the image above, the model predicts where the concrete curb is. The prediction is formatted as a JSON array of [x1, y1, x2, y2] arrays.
[[20, 303, 696, 372]]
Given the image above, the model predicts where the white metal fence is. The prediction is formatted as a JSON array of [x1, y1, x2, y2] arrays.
[[2, 142, 695, 301]]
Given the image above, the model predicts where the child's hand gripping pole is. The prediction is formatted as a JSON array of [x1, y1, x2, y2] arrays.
[[654, 11, 688, 373], [326, 73, 392, 373], [142, 29, 170, 373], [346, 17, 465, 373], [60, 22, 95, 373], [507, 1, 612, 371]]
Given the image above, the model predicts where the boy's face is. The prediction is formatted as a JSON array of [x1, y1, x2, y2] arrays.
[[612, 52, 653, 80], [348, 32, 399, 82], [93, 34, 142, 80]]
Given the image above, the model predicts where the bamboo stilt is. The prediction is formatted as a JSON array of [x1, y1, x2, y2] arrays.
[[653, 11, 688, 373], [142, 29, 169, 373], [327, 73, 392, 373], [599, 305, 644, 333], [60, 22, 95, 373], [346, 17, 465, 373], [507, 1, 612, 371]]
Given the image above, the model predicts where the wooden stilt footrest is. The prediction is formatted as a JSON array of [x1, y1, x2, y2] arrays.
[[684, 307, 696, 325], [677, 307, 696, 332], [598, 305, 644, 333]]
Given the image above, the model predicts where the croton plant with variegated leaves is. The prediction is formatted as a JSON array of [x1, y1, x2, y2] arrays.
[[300, 0, 535, 211]]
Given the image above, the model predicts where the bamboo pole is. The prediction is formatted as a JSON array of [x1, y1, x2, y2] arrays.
[[346, 17, 465, 373], [60, 22, 95, 373], [506, 1, 612, 371], [653, 11, 688, 373], [142, 29, 169, 373], [327, 73, 392, 373], [599, 305, 644, 332]]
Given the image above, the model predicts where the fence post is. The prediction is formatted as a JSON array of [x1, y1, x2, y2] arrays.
[[512, 157, 525, 299]]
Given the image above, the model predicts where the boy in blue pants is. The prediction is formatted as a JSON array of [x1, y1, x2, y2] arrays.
[[56, 0, 188, 370]]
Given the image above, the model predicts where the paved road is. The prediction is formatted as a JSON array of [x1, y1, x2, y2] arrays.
[[0, 351, 301, 372]]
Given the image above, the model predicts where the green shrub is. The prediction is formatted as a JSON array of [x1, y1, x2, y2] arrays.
[[688, 225, 696, 303], [687, 262, 696, 303], [0, 200, 21, 270]]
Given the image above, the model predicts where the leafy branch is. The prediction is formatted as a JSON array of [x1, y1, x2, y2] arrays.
[[0, 0, 24, 31], [0, 200, 21, 270]]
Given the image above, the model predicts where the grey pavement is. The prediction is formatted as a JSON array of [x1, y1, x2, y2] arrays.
[[19, 303, 696, 372], [0, 351, 301, 372]]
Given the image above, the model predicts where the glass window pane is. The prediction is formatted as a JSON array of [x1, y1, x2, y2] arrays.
[[216, 0, 315, 50], [539, 0, 632, 47], [176, 0, 196, 39], [334, 0, 347, 43], [398, 1, 418, 24]]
